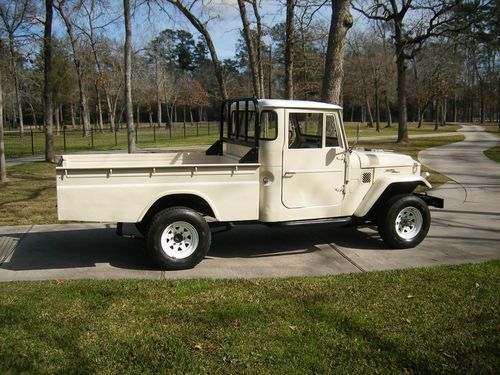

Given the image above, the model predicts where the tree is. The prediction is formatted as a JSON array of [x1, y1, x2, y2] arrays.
[[162, 0, 228, 101], [0, 39, 5, 183], [237, 0, 265, 98], [284, 0, 296, 99], [0, 0, 37, 137], [43, 0, 54, 162], [123, 0, 134, 153], [54, 0, 91, 136], [353, 0, 480, 143], [320, 0, 353, 105]]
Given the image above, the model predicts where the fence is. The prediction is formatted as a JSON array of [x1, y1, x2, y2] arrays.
[[4, 121, 219, 159]]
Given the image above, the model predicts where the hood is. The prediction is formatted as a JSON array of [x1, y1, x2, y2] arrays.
[[353, 149, 416, 168]]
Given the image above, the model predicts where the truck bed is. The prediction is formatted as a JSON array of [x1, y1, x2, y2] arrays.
[[56, 151, 260, 223]]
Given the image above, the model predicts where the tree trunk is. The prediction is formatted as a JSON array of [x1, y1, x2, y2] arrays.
[[44, 0, 54, 162], [136, 103, 140, 127], [434, 100, 439, 131], [123, 0, 135, 153], [189, 106, 194, 126], [366, 97, 374, 128], [149, 111, 153, 127], [70, 102, 76, 128], [237, 0, 261, 98], [395, 41, 408, 142], [55, 3, 91, 137], [8, 34, 24, 137], [320, 0, 353, 104], [28, 102, 37, 127], [96, 86, 104, 131], [251, 0, 265, 96], [105, 94, 116, 131], [374, 79, 380, 132], [385, 96, 392, 128], [453, 92, 457, 123], [441, 100, 446, 127], [0, 68, 6, 183], [284, 0, 296, 99], [54, 104, 60, 135], [268, 44, 273, 98], [479, 81, 485, 124]]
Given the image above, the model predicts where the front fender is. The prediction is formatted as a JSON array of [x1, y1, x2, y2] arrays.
[[353, 175, 431, 217]]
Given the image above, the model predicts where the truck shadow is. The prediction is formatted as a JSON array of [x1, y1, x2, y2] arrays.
[[1, 224, 387, 272], [1, 227, 158, 272]]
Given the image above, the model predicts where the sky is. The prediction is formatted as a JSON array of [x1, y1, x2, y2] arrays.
[[49, 0, 366, 60]]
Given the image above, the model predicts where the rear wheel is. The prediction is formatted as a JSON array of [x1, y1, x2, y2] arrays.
[[146, 207, 211, 270], [378, 194, 430, 249]]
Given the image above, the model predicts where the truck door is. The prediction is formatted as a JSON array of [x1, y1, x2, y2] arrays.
[[281, 110, 346, 209]]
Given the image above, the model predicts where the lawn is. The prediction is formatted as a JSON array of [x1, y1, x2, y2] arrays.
[[344, 121, 459, 139], [3, 121, 458, 160], [484, 146, 500, 163], [0, 261, 498, 374], [0, 134, 464, 226], [3, 122, 220, 159]]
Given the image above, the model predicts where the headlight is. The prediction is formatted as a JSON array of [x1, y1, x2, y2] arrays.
[[422, 171, 430, 180]]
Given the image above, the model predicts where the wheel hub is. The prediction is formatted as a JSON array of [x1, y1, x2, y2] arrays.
[[395, 206, 423, 240], [160, 221, 200, 259]]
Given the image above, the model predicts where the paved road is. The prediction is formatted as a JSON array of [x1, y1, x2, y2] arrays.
[[0, 125, 498, 281]]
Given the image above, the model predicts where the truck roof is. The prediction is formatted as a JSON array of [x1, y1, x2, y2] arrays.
[[257, 99, 342, 110]]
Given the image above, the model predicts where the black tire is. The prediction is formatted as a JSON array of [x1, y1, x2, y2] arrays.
[[146, 207, 211, 270], [377, 194, 430, 249]]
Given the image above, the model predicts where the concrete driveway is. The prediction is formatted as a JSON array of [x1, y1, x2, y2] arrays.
[[1, 124, 499, 281]]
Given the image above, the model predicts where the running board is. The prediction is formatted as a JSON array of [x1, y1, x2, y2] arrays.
[[266, 217, 352, 227]]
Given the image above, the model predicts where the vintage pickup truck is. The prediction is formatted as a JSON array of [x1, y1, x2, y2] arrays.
[[56, 98, 443, 269]]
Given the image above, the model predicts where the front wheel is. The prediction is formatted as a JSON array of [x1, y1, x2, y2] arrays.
[[378, 194, 430, 249], [146, 207, 211, 270]]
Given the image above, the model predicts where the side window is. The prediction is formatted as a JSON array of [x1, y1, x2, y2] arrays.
[[325, 115, 340, 148], [289, 113, 323, 149], [259, 111, 278, 140]]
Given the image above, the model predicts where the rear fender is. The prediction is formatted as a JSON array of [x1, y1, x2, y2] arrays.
[[354, 175, 431, 217]]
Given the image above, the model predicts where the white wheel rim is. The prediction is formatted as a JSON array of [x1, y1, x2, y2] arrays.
[[395, 207, 423, 240], [160, 221, 199, 259]]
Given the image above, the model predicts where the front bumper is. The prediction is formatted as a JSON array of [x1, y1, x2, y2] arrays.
[[414, 193, 444, 208]]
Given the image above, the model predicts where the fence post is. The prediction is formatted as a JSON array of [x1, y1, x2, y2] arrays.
[[63, 126, 67, 152], [91, 127, 94, 149], [30, 128, 34, 156], [169, 124, 172, 140], [135, 124, 138, 144], [183, 122, 186, 138], [153, 126, 156, 142], [196, 122, 199, 136], [114, 129, 117, 146]]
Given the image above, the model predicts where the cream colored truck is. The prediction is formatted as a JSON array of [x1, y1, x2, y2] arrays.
[[56, 99, 443, 269]]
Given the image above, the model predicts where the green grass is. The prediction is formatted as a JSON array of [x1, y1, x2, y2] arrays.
[[0, 162, 57, 226], [0, 135, 464, 226], [344, 121, 459, 139], [484, 146, 500, 163], [4, 121, 458, 160], [0, 261, 498, 374], [482, 122, 500, 135], [3, 122, 219, 159]]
